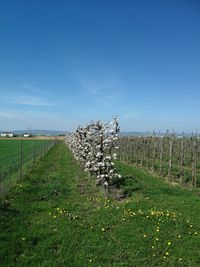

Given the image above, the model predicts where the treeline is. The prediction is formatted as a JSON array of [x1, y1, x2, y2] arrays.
[[118, 133, 200, 188]]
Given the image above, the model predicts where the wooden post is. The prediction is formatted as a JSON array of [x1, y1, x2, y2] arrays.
[[168, 136, 173, 178], [179, 139, 184, 183], [40, 140, 43, 158], [20, 139, 23, 179], [33, 140, 36, 164], [192, 138, 197, 188], [152, 136, 157, 172], [159, 137, 163, 175]]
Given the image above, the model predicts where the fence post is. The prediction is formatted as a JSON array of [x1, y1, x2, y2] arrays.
[[159, 137, 163, 175], [192, 138, 197, 188], [45, 141, 47, 155], [33, 140, 36, 164], [20, 139, 23, 179], [167, 137, 173, 178], [179, 139, 184, 183], [40, 140, 42, 158]]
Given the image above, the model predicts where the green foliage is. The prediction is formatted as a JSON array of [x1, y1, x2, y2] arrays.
[[1, 143, 200, 266]]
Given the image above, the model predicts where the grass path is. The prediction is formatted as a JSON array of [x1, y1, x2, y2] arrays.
[[1, 143, 200, 266]]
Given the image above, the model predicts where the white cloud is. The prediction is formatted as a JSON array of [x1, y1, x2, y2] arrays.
[[0, 78, 56, 106], [120, 111, 144, 120], [0, 109, 67, 131], [7, 94, 56, 106], [0, 111, 13, 117], [77, 74, 124, 110]]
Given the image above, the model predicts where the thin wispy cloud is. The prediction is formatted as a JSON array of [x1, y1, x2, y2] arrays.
[[1, 93, 55, 107], [120, 111, 144, 120], [77, 72, 124, 110], [20, 81, 48, 95], [0, 79, 56, 107], [0, 108, 67, 131], [0, 111, 13, 117], [8, 94, 55, 106]]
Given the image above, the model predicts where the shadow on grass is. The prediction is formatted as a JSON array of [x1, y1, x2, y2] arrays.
[[111, 175, 143, 198]]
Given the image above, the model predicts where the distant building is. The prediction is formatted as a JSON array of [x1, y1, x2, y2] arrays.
[[0, 132, 14, 137], [23, 133, 31, 137]]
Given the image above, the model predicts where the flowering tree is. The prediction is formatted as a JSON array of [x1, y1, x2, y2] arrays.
[[65, 117, 121, 197]]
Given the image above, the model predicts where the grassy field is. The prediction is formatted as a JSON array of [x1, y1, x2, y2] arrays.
[[1, 142, 200, 266], [0, 139, 55, 194]]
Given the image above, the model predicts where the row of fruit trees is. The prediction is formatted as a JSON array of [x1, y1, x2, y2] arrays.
[[65, 117, 121, 197]]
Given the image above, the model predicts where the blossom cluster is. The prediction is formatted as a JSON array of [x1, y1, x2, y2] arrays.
[[65, 117, 121, 194]]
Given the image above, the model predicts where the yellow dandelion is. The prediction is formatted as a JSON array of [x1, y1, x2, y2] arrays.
[[195, 232, 198, 235], [143, 234, 147, 238], [167, 242, 171, 246], [165, 252, 169, 256]]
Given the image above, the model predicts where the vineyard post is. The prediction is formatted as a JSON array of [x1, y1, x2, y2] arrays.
[[146, 137, 150, 169], [45, 141, 47, 155], [128, 138, 131, 163], [167, 134, 174, 178], [33, 140, 36, 164], [152, 133, 157, 172], [159, 137, 163, 175], [140, 137, 145, 166], [40, 140, 42, 158], [179, 138, 184, 183], [20, 139, 23, 180], [192, 137, 197, 188], [140, 137, 144, 166], [135, 138, 137, 165]]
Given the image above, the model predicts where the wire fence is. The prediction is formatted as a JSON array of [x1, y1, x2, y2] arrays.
[[0, 139, 58, 195]]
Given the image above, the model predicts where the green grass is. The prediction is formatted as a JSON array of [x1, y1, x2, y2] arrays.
[[1, 142, 200, 266], [0, 139, 55, 194]]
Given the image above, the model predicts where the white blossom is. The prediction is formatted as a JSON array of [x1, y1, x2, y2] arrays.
[[65, 116, 121, 195]]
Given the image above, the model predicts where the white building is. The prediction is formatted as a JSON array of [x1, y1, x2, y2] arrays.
[[23, 133, 31, 137], [0, 132, 14, 137]]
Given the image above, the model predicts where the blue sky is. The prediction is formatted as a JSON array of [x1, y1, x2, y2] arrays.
[[0, 0, 199, 132]]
